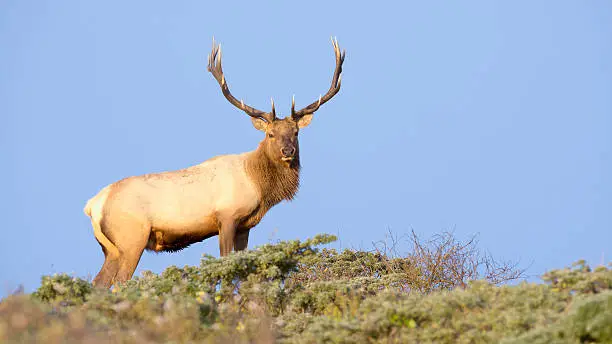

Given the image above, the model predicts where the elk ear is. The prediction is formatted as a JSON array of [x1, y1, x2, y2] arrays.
[[296, 114, 313, 128], [251, 117, 268, 132]]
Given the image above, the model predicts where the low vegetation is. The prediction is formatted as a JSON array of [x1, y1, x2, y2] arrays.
[[2, 232, 611, 343]]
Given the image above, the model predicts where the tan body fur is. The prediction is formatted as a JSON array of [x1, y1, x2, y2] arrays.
[[85, 153, 260, 254], [84, 141, 299, 288]]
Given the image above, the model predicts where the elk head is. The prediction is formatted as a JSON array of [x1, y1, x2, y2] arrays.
[[207, 38, 345, 167]]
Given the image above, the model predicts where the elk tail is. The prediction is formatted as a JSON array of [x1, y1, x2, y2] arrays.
[[91, 217, 120, 258], [84, 198, 94, 216], [84, 186, 119, 257]]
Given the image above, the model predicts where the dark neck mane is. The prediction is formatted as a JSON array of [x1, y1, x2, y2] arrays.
[[245, 142, 301, 210]]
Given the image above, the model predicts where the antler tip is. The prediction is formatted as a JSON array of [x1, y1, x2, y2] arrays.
[[270, 97, 277, 117]]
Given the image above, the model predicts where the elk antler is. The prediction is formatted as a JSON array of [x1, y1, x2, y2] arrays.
[[291, 37, 345, 120], [207, 38, 276, 123]]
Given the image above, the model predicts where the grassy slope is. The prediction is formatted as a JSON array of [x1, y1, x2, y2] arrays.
[[1, 234, 611, 344]]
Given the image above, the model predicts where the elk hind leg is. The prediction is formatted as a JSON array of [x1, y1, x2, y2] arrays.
[[91, 219, 120, 289], [93, 254, 120, 289], [114, 249, 146, 285], [113, 224, 150, 285]]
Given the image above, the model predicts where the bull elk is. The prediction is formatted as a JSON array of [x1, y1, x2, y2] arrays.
[[83, 38, 345, 288]]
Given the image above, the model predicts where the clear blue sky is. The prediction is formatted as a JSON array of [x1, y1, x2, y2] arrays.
[[1, 1, 610, 293]]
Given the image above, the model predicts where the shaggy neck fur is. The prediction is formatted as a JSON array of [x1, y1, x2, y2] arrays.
[[245, 141, 301, 210]]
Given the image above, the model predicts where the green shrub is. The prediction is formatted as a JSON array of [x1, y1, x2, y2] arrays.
[[31, 273, 92, 305], [2, 233, 610, 343], [542, 260, 612, 295]]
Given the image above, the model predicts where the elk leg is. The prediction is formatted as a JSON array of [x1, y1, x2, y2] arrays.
[[93, 253, 119, 289], [92, 218, 120, 288], [234, 228, 250, 251], [112, 224, 150, 285], [114, 247, 146, 285], [218, 220, 237, 256]]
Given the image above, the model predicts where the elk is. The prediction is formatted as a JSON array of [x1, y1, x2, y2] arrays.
[[83, 38, 345, 288]]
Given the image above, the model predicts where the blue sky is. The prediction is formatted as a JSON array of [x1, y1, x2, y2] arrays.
[[1, 1, 610, 293]]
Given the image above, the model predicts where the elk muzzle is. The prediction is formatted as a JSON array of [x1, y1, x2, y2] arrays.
[[281, 146, 296, 161]]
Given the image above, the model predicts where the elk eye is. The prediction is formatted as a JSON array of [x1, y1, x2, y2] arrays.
[[268, 133, 274, 138]]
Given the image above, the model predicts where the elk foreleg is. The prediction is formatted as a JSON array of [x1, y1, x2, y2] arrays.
[[234, 228, 250, 251], [218, 220, 237, 256]]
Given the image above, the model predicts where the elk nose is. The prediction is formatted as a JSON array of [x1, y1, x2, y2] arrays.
[[281, 146, 296, 157]]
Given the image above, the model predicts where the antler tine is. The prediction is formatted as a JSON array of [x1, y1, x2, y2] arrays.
[[291, 95, 295, 115], [207, 38, 274, 123], [292, 37, 345, 119], [270, 97, 276, 118]]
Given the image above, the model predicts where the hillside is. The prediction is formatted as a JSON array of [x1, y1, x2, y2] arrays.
[[1, 233, 611, 343]]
